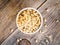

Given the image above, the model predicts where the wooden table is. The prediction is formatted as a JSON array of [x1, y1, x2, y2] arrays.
[[0, 0, 60, 45]]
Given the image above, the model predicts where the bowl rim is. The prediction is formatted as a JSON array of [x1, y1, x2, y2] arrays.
[[16, 7, 43, 34]]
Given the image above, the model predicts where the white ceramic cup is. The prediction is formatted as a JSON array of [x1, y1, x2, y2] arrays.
[[16, 7, 43, 34]]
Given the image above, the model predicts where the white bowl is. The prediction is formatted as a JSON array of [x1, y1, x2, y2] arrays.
[[16, 7, 43, 34]]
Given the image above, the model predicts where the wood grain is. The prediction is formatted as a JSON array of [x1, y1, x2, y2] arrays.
[[1, 0, 60, 45], [0, 0, 45, 44]]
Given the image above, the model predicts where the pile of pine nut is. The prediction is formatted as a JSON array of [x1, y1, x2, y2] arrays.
[[17, 9, 41, 33]]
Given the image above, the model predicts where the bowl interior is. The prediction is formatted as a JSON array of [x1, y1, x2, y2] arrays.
[[16, 8, 43, 34]]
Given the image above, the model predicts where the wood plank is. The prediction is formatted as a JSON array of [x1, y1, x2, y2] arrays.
[[0, 0, 45, 44], [38, 0, 60, 40], [1, 0, 60, 45]]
